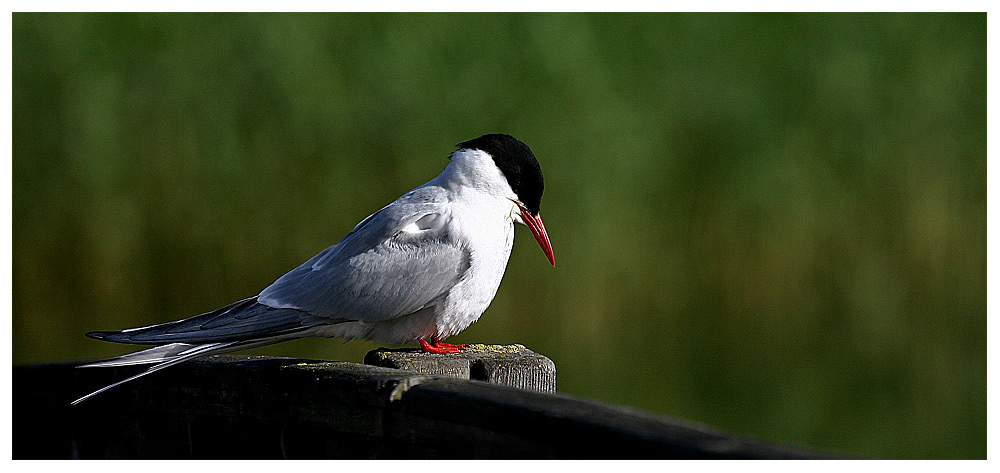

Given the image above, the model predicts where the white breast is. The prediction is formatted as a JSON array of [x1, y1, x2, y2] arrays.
[[431, 195, 516, 338]]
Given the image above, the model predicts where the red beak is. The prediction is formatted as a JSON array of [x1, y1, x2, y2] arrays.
[[515, 201, 555, 267]]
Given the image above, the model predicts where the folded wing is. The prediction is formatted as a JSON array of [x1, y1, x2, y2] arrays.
[[258, 189, 470, 323]]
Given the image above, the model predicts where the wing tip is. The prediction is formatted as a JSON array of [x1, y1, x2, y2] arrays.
[[86, 330, 134, 343]]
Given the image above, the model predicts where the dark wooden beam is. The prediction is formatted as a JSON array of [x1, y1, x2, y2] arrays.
[[14, 355, 832, 459]]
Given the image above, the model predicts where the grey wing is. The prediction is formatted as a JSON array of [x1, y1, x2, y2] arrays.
[[86, 297, 323, 344], [258, 190, 470, 322]]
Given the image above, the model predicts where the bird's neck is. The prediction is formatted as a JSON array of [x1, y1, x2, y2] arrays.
[[436, 149, 513, 200]]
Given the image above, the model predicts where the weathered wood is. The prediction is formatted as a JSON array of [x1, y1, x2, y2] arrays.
[[364, 344, 557, 393], [13, 356, 832, 459]]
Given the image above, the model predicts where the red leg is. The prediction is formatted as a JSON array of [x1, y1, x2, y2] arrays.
[[418, 337, 466, 354]]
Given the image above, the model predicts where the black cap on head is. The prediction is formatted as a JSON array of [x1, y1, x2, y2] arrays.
[[457, 134, 544, 216]]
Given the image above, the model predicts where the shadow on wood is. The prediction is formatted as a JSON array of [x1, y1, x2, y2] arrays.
[[14, 354, 832, 459]]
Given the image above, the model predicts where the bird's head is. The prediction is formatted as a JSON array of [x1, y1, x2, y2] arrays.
[[455, 134, 555, 267]]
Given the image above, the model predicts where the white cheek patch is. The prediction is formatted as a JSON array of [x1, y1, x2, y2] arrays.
[[508, 202, 522, 224]]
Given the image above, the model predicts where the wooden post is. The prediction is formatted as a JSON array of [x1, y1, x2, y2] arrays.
[[364, 344, 557, 393]]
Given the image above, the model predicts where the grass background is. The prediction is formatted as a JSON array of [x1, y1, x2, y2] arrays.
[[12, 12, 985, 458]]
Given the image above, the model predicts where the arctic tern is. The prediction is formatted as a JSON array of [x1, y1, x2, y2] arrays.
[[72, 133, 554, 405]]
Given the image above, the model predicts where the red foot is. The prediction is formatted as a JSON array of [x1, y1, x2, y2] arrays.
[[419, 337, 467, 354], [432, 338, 467, 350]]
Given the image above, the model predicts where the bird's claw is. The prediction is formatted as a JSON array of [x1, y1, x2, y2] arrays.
[[419, 337, 467, 354]]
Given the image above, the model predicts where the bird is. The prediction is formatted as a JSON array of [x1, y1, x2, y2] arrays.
[[71, 133, 554, 405]]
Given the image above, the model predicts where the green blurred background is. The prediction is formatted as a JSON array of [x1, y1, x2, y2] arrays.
[[12, 13, 985, 458]]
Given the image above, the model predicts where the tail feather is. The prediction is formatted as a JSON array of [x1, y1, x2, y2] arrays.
[[78, 343, 204, 368], [72, 342, 237, 405], [74, 296, 336, 404], [72, 334, 306, 405]]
